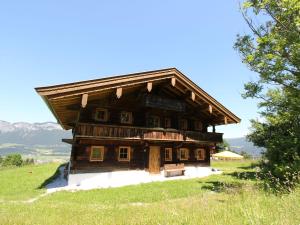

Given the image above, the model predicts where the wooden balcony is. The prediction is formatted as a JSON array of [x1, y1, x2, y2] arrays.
[[75, 123, 223, 143]]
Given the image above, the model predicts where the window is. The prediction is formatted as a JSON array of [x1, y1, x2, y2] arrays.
[[148, 115, 161, 128], [120, 111, 133, 124], [164, 118, 172, 129], [118, 146, 131, 161], [90, 146, 104, 161], [179, 148, 189, 160], [194, 121, 203, 131], [94, 108, 108, 122], [165, 148, 172, 161], [195, 148, 206, 160], [179, 119, 188, 130]]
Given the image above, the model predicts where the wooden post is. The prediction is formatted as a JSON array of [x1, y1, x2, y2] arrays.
[[224, 116, 228, 124], [81, 93, 88, 108], [116, 87, 122, 99], [191, 91, 195, 101], [208, 105, 213, 114], [171, 77, 176, 87], [147, 82, 153, 92], [213, 125, 216, 133]]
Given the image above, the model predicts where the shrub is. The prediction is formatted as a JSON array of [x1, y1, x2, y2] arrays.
[[259, 161, 300, 194], [2, 154, 23, 167], [23, 158, 35, 165]]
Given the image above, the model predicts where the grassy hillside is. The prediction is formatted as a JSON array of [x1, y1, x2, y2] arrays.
[[0, 161, 299, 225]]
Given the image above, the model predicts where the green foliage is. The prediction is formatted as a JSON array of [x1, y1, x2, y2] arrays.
[[2, 154, 23, 167], [22, 158, 35, 166], [234, 0, 300, 192], [217, 140, 231, 151], [1, 162, 300, 225], [0, 154, 35, 167], [240, 151, 252, 159]]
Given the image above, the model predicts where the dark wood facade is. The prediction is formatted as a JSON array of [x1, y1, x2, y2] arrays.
[[36, 68, 240, 174]]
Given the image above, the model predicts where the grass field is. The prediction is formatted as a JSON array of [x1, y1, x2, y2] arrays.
[[0, 161, 299, 225]]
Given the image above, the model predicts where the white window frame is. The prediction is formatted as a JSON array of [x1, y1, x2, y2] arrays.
[[195, 148, 206, 160], [118, 146, 131, 162], [120, 111, 133, 124], [94, 108, 108, 122], [90, 146, 105, 162], [179, 148, 189, 160], [165, 148, 172, 161]]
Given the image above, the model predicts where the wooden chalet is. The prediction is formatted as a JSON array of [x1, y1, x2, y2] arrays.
[[35, 68, 240, 175]]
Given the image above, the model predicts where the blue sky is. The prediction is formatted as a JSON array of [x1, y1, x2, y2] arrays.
[[0, 1, 260, 138]]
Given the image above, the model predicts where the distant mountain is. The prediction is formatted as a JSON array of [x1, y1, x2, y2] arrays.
[[0, 121, 71, 161], [0, 120, 71, 145], [225, 137, 264, 157], [0, 120, 263, 160]]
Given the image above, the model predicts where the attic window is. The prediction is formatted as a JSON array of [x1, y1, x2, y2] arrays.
[[194, 121, 203, 131], [94, 108, 108, 122], [179, 119, 188, 130], [120, 111, 133, 124], [148, 115, 161, 128], [164, 118, 172, 129]]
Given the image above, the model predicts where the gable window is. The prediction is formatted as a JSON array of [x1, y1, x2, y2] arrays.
[[118, 146, 131, 161], [195, 148, 206, 160], [120, 111, 133, 124], [164, 118, 172, 129], [179, 119, 188, 130], [90, 146, 105, 161], [165, 148, 172, 161], [179, 148, 189, 160], [194, 121, 203, 131], [94, 108, 108, 122], [148, 115, 161, 128]]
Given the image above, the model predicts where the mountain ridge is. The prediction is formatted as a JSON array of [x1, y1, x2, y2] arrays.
[[0, 120, 262, 160]]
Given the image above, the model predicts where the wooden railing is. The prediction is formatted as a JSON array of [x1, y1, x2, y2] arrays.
[[75, 123, 223, 143]]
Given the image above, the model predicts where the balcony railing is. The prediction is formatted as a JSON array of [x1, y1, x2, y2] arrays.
[[75, 123, 223, 143]]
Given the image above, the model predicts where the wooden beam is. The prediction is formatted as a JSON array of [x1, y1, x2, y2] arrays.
[[171, 77, 176, 87], [191, 91, 196, 101], [147, 82, 153, 92], [116, 87, 122, 99], [224, 116, 228, 124], [81, 93, 88, 108], [209, 105, 213, 114]]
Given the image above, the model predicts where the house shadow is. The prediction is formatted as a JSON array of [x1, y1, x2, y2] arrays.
[[38, 163, 68, 190], [201, 181, 243, 193], [227, 171, 259, 181], [199, 169, 260, 193]]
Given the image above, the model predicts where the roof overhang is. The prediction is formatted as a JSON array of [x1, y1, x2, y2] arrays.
[[35, 68, 241, 130]]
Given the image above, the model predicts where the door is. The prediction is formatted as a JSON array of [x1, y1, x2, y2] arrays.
[[149, 146, 161, 174]]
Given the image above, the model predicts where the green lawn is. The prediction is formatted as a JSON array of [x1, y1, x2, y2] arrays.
[[0, 160, 299, 225]]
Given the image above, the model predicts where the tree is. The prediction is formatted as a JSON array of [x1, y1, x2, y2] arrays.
[[240, 151, 252, 159], [234, 0, 300, 192], [217, 140, 231, 152], [2, 154, 23, 167]]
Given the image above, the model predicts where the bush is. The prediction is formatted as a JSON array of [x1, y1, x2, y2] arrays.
[[23, 158, 35, 165], [259, 161, 300, 194], [2, 154, 23, 167]]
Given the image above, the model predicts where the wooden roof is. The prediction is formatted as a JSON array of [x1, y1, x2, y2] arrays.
[[35, 68, 241, 130]]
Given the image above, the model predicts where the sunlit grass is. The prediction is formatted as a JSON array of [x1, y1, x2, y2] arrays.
[[0, 160, 299, 225]]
